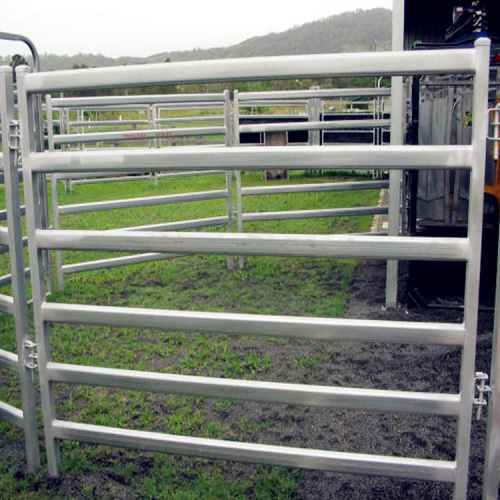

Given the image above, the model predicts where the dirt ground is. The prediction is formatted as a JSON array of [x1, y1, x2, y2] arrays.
[[1, 257, 497, 499]]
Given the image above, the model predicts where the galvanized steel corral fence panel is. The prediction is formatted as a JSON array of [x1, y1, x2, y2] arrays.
[[15, 40, 491, 500], [0, 66, 40, 472]]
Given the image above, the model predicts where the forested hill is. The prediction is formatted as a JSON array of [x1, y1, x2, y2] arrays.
[[0, 8, 391, 70]]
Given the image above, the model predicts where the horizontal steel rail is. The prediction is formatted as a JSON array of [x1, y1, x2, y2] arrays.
[[120, 215, 229, 232], [35, 230, 470, 262], [238, 88, 392, 101], [0, 205, 25, 221], [58, 190, 227, 215], [50, 419, 457, 482], [0, 347, 19, 373], [239, 119, 391, 134], [62, 252, 185, 275], [54, 171, 142, 181], [24, 48, 477, 93], [0, 400, 24, 427], [156, 116, 224, 124], [0, 292, 14, 314], [62, 217, 229, 277], [156, 169, 224, 179], [42, 302, 465, 345], [54, 126, 227, 145], [152, 103, 225, 111], [0, 267, 30, 288], [68, 116, 224, 127], [0, 226, 8, 245], [241, 180, 389, 196], [68, 119, 149, 127], [47, 362, 461, 416], [240, 100, 308, 107], [25, 145, 474, 173], [51, 93, 226, 107], [70, 175, 151, 186], [241, 206, 388, 223]]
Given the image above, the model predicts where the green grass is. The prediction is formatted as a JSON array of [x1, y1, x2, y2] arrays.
[[0, 169, 380, 498]]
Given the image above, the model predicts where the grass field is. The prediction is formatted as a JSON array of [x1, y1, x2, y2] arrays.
[[0, 170, 380, 499]]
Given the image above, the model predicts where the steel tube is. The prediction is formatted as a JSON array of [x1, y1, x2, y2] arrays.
[[0, 226, 8, 246], [42, 302, 465, 345], [26, 145, 474, 174], [24, 49, 476, 93], [71, 175, 152, 186], [0, 400, 24, 427], [0, 205, 25, 221], [241, 181, 389, 196], [51, 93, 226, 107], [62, 253, 185, 275], [68, 119, 149, 127], [156, 170, 224, 179], [156, 116, 224, 124], [116, 216, 228, 233], [51, 419, 457, 482], [54, 126, 226, 145], [0, 292, 14, 315], [58, 190, 227, 215], [0, 348, 19, 373], [238, 119, 391, 134], [47, 362, 461, 415], [35, 230, 470, 262], [241, 207, 387, 222], [239, 88, 392, 100]]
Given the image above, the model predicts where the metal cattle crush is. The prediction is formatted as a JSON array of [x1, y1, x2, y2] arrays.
[[6, 39, 491, 499]]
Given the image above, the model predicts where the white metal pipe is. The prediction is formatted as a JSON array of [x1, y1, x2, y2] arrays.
[[241, 206, 387, 222], [25, 145, 474, 174], [0, 347, 19, 373], [35, 230, 470, 262], [238, 119, 391, 134], [51, 419, 457, 482], [54, 126, 226, 145], [0, 292, 14, 315], [239, 88, 392, 100], [42, 302, 465, 346], [241, 181, 389, 196], [62, 253, 185, 275], [51, 93, 226, 107], [47, 362, 460, 416], [0, 400, 24, 428], [23, 49, 477, 93], [58, 190, 227, 215]]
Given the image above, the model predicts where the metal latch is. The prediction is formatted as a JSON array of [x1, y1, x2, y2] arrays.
[[23, 340, 38, 370], [9, 120, 20, 151], [474, 371, 492, 420]]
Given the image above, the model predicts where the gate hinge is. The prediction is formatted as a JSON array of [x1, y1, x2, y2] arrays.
[[474, 371, 492, 420], [23, 340, 38, 370]]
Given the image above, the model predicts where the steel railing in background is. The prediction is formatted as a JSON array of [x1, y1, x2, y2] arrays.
[[232, 87, 392, 269]]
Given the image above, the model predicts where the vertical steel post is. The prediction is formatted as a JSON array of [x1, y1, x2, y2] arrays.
[[386, 0, 405, 308], [17, 65, 61, 476], [484, 216, 500, 498], [233, 90, 244, 270], [46, 95, 64, 290], [454, 38, 490, 500], [0, 65, 40, 472], [224, 89, 235, 270]]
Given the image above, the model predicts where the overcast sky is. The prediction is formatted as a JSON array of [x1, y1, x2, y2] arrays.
[[0, 0, 393, 58]]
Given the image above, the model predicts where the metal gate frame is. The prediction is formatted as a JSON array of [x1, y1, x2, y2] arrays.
[[15, 40, 490, 499], [0, 66, 40, 472]]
